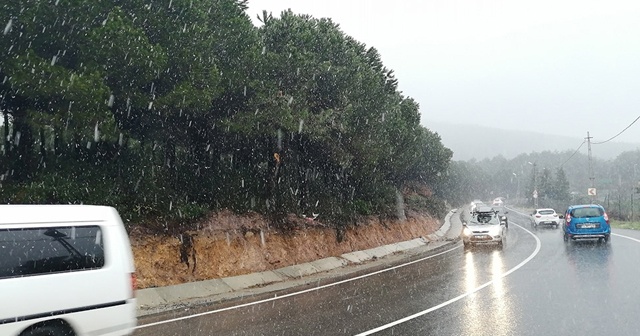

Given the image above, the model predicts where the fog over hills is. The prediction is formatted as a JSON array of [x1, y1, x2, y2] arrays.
[[425, 121, 640, 161]]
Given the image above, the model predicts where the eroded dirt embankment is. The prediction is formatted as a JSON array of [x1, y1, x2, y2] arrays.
[[131, 210, 440, 289]]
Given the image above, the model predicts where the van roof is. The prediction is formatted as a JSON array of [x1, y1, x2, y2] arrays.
[[0, 205, 119, 225]]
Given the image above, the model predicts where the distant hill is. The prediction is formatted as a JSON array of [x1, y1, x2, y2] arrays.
[[424, 121, 640, 161]]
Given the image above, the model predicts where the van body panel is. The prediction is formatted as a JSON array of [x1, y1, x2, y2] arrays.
[[0, 205, 136, 336]]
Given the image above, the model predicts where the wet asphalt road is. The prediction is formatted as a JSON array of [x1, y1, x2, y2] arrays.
[[135, 210, 640, 335]]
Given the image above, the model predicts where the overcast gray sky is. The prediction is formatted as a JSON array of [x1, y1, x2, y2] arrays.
[[248, 0, 640, 144]]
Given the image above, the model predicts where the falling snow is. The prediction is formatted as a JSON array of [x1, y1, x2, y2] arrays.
[[94, 123, 100, 142], [3, 19, 12, 35]]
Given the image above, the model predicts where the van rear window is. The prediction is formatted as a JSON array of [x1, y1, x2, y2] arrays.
[[0, 226, 104, 279]]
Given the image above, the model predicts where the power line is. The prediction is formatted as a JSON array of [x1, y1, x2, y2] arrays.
[[560, 140, 586, 168], [593, 115, 640, 145]]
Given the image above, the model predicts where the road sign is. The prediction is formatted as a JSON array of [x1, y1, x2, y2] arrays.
[[588, 188, 597, 196], [533, 190, 538, 199]]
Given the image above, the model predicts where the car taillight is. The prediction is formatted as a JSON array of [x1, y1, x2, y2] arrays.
[[566, 214, 571, 225], [553, 214, 558, 217], [536, 215, 541, 218], [604, 212, 609, 224], [131, 273, 137, 298]]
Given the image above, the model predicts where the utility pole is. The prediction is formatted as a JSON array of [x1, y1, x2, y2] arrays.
[[587, 131, 595, 204], [534, 163, 538, 207], [528, 161, 538, 208], [516, 173, 520, 204]]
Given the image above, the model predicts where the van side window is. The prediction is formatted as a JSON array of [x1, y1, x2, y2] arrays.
[[0, 226, 104, 279]]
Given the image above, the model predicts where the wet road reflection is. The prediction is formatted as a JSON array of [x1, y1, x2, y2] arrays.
[[461, 250, 514, 336], [489, 250, 514, 336], [461, 252, 480, 335]]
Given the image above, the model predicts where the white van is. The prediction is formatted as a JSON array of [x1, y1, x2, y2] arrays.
[[0, 205, 137, 336]]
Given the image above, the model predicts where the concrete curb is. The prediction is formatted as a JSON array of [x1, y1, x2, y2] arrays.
[[136, 209, 462, 316]]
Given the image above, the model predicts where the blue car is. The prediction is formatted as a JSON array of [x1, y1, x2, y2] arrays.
[[562, 204, 611, 243]]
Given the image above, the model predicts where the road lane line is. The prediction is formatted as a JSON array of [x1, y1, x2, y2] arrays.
[[355, 221, 541, 336], [136, 244, 462, 329], [612, 232, 640, 243]]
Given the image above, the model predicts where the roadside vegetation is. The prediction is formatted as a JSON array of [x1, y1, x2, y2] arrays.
[[0, 1, 460, 234], [611, 220, 640, 230], [460, 150, 640, 221]]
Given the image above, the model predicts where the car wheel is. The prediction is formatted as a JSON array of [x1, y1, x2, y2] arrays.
[[563, 233, 568, 242], [21, 326, 69, 336], [603, 235, 610, 243]]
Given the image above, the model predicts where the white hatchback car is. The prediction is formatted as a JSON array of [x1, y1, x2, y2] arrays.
[[531, 208, 560, 229]]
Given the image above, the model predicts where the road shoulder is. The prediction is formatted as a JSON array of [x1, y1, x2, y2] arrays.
[[136, 209, 463, 317]]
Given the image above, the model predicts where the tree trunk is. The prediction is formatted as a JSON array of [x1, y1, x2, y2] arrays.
[[395, 187, 406, 222], [52, 125, 60, 157], [39, 127, 46, 162], [3, 111, 9, 156], [11, 111, 34, 181]]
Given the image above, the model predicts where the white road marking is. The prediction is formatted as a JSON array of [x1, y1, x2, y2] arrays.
[[355, 220, 541, 336], [612, 232, 640, 243], [136, 243, 462, 329]]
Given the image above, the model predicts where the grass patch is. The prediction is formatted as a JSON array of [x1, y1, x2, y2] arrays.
[[611, 220, 640, 230]]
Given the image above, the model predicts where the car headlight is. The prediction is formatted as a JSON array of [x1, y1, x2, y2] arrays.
[[463, 227, 472, 236]]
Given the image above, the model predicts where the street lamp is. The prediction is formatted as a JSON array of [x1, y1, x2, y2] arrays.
[[634, 164, 638, 221], [512, 172, 519, 204]]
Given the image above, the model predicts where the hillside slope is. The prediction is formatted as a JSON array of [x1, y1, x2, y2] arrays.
[[131, 210, 440, 289], [425, 121, 640, 161]]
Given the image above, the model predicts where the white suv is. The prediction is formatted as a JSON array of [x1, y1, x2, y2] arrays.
[[531, 208, 560, 229]]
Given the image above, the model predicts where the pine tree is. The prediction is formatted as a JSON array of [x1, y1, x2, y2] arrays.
[[554, 167, 571, 201]]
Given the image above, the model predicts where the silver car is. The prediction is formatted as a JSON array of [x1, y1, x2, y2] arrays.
[[462, 209, 507, 249]]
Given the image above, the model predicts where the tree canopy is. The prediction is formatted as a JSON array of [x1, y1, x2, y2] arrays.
[[0, 2, 452, 231]]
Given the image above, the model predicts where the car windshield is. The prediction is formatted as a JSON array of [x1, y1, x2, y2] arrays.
[[539, 210, 555, 215], [471, 214, 499, 225], [571, 207, 604, 218]]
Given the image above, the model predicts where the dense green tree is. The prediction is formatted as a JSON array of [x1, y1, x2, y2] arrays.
[[538, 168, 553, 199], [0, 3, 453, 231], [434, 160, 492, 206]]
